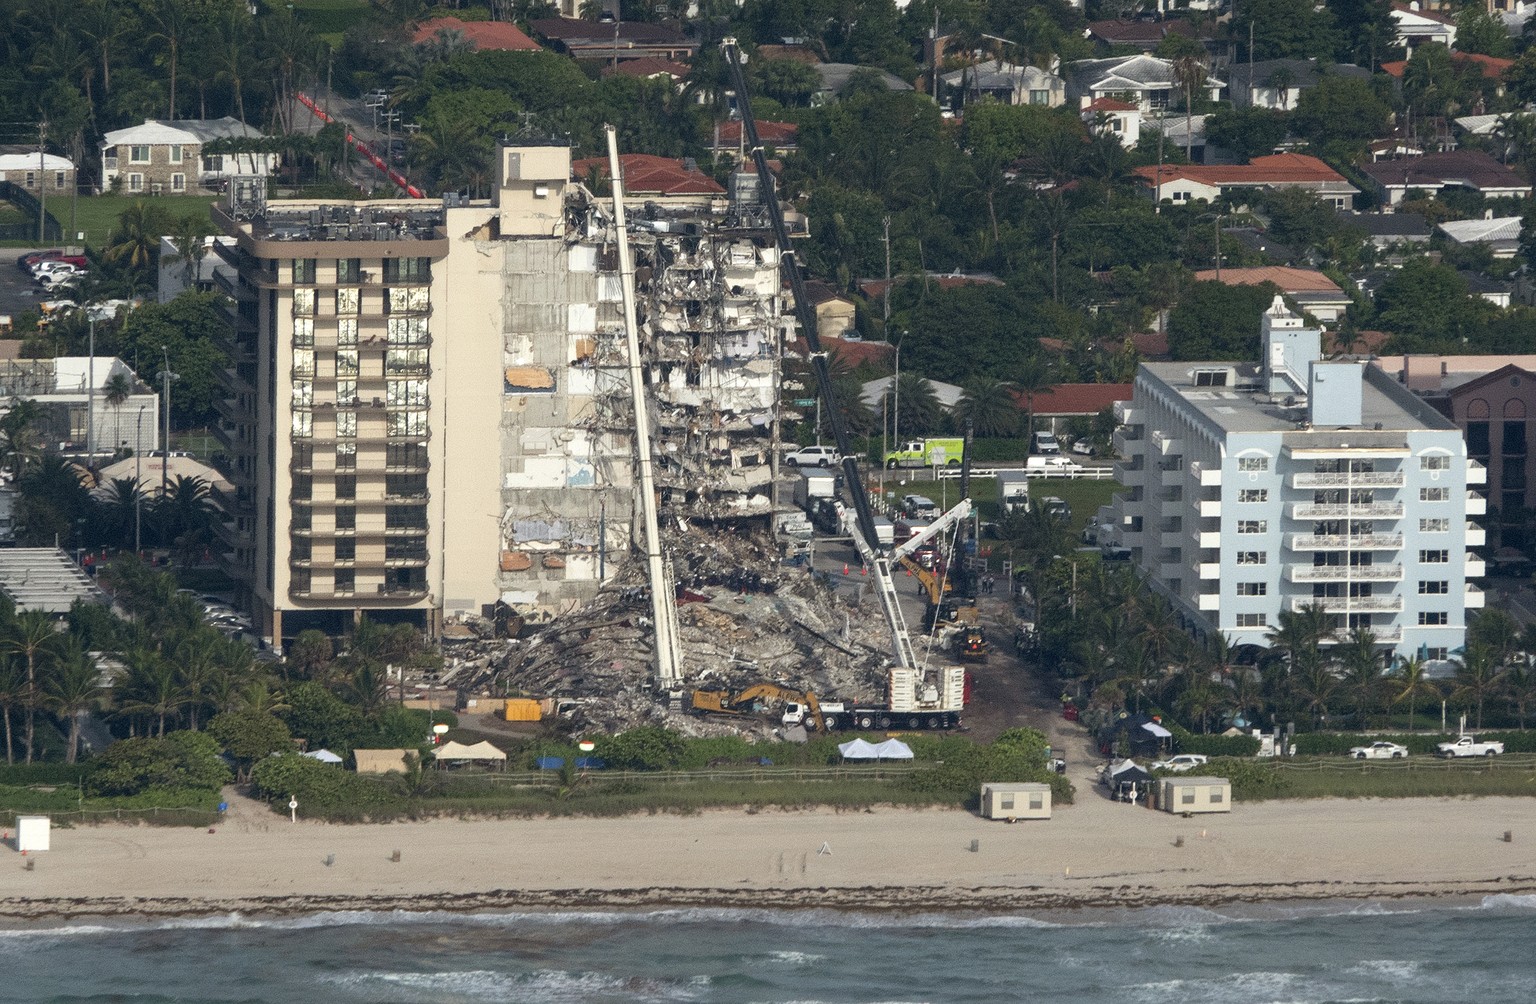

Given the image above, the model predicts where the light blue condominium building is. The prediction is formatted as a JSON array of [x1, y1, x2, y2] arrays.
[[1102, 297, 1484, 662]]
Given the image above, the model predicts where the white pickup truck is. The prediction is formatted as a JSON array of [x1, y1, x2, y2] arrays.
[[1435, 735, 1504, 758]]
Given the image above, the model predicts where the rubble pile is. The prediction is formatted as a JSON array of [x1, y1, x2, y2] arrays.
[[485, 524, 899, 735]]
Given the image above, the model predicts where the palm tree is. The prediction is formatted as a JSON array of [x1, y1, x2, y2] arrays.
[[103, 372, 132, 456], [117, 649, 188, 737], [44, 642, 103, 763], [1010, 355, 1056, 440], [1338, 627, 1383, 726], [104, 201, 173, 270], [1394, 657, 1437, 736], [954, 376, 1018, 438], [1171, 54, 1208, 160], [162, 214, 212, 288], [214, 9, 256, 127], [1293, 658, 1340, 729], [147, 0, 192, 118], [1451, 644, 1505, 730], [891, 371, 943, 437], [0, 399, 44, 482], [82, 0, 130, 99], [0, 657, 24, 764], [1502, 660, 1536, 730], [3, 610, 61, 763], [345, 661, 392, 717]]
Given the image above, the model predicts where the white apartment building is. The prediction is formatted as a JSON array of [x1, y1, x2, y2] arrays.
[[211, 143, 786, 643], [1101, 298, 1483, 663]]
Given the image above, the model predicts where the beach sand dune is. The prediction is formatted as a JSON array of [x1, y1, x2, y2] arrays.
[[2, 791, 1532, 919]]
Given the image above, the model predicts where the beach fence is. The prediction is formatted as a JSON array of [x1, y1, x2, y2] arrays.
[[1258, 754, 1536, 775], [1, 807, 223, 829]]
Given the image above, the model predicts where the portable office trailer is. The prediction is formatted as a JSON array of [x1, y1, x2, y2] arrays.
[[980, 782, 1052, 820], [16, 815, 50, 851], [1159, 776, 1232, 814]]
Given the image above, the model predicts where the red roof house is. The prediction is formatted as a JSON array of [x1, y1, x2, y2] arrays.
[[411, 17, 540, 52], [572, 153, 725, 198]]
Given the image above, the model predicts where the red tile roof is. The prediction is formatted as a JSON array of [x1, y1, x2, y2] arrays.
[[411, 17, 540, 52], [1391, 2, 1456, 26], [716, 120, 799, 145], [604, 56, 691, 80], [571, 154, 725, 196], [1135, 153, 1346, 188], [1191, 266, 1343, 293], [1084, 97, 1138, 113], [1012, 383, 1133, 416], [1381, 51, 1513, 80], [787, 334, 896, 368]]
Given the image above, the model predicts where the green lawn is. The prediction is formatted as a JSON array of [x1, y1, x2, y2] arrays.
[[69, 194, 220, 250], [288, 0, 370, 44]]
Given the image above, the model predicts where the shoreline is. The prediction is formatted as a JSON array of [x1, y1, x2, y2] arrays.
[[3, 795, 1532, 924], [1, 877, 1534, 924]]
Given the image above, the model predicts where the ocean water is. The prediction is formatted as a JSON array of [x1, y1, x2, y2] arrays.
[[2, 896, 1533, 1003]]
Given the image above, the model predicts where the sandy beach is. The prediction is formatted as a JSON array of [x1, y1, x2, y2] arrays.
[[2, 786, 1532, 921]]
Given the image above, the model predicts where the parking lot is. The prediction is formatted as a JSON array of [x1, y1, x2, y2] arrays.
[[0, 248, 53, 322]]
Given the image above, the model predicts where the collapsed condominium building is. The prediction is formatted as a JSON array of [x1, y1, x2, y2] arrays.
[[210, 141, 789, 644]]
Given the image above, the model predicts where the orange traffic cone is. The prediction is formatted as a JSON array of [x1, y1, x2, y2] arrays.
[[861, 565, 868, 576], [842, 563, 850, 575], [905, 567, 912, 576]]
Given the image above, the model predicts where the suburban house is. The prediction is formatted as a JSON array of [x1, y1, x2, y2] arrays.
[[0, 147, 75, 196], [798, 280, 858, 340], [1085, 18, 1204, 52], [1383, 51, 1513, 97], [570, 153, 724, 209], [1390, 3, 1458, 48], [99, 118, 273, 195], [1082, 98, 1141, 149], [527, 18, 697, 63], [1360, 150, 1532, 204], [1066, 54, 1223, 112], [602, 56, 691, 83], [1014, 382, 1133, 433], [1193, 266, 1354, 324], [940, 60, 1065, 107], [1336, 210, 1432, 249], [1437, 215, 1523, 258], [1225, 59, 1370, 110], [713, 120, 799, 155], [410, 16, 540, 51], [1134, 153, 1359, 208], [812, 64, 914, 103]]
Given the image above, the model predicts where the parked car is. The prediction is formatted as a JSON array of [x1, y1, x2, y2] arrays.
[[37, 271, 81, 291], [1039, 496, 1071, 522], [1071, 439, 1096, 456], [1032, 430, 1061, 455], [901, 494, 939, 519], [19, 250, 66, 271], [785, 444, 841, 467], [1151, 753, 1208, 773], [1349, 741, 1408, 760]]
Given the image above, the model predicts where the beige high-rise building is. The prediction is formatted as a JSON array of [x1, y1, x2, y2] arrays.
[[211, 143, 786, 645]]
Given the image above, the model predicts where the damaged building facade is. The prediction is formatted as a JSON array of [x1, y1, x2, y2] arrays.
[[211, 142, 788, 644]]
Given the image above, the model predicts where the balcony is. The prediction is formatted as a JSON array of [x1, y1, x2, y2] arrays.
[[1198, 499, 1221, 518], [1114, 401, 1141, 425], [1158, 562, 1185, 581], [1114, 459, 1144, 483], [1112, 428, 1142, 458], [1291, 595, 1403, 613], [1289, 532, 1403, 551], [1160, 466, 1185, 487], [1189, 461, 1221, 487], [1198, 530, 1222, 548], [1198, 562, 1220, 579], [1151, 430, 1183, 456], [1287, 564, 1404, 583], [1465, 557, 1485, 578], [1197, 593, 1220, 611], [1466, 459, 1486, 485], [1466, 584, 1485, 609], [1466, 523, 1485, 546], [1289, 471, 1405, 489], [1466, 491, 1486, 516], [1289, 502, 1404, 520]]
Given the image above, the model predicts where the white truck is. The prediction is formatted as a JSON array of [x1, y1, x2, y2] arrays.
[[1436, 735, 1504, 757]]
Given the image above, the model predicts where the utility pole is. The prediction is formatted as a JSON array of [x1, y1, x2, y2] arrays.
[[160, 346, 178, 497], [86, 315, 96, 463], [931, 6, 941, 101], [882, 215, 892, 330], [1214, 212, 1222, 282], [37, 120, 48, 243], [135, 406, 146, 552]]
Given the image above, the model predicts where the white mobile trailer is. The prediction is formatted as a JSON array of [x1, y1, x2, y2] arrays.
[[1159, 776, 1232, 814], [980, 782, 1052, 820]]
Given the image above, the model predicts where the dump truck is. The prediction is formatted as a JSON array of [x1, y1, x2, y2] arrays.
[[687, 683, 827, 731]]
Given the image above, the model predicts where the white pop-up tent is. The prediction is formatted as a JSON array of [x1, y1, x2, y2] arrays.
[[303, 749, 343, 764], [873, 738, 914, 760], [433, 740, 507, 762], [837, 738, 881, 760]]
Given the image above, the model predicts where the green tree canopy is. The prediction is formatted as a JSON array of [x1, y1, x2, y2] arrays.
[[1292, 75, 1392, 153], [1167, 281, 1280, 360], [1204, 106, 1290, 163]]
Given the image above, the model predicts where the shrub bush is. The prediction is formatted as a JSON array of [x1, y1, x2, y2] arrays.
[[1168, 723, 1261, 758]]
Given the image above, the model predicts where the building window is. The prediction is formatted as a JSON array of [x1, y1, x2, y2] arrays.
[[1419, 487, 1448, 502], [1236, 582, 1267, 596], [1193, 369, 1230, 387], [129, 145, 150, 163], [387, 378, 428, 407], [1236, 551, 1267, 565], [336, 258, 361, 283], [336, 442, 356, 469], [336, 538, 355, 561], [337, 379, 357, 404], [292, 259, 316, 283], [1237, 520, 1267, 534], [334, 569, 354, 594], [386, 347, 429, 374], [383, 256, 430, 282], [168, 145, 182, 163], [293, 318, 314, 347], [336, 410, 357, 438], [1419, 580, 1449, 594], [1238, 457, 1269, 473], [292, 288, 316, 315], [336, 506, 356, 530], [1236, 613, 1267, 627], [1506, 421, 1528, 456], [338, 318, 358, 347], [1181, 790, 1196, 805], [1419, 611, 1449, 625], [387, 287, 429, 314], [336, 288, 359, 314], [23, 171, 36, 189], [1421, 455, 1449, 471], [1237, 489, 1268, 503], [335, 475, 356, 500], [171, 170, 185, 190], [1467, 422, 1490, 458], [202, 154, 223, 173], [387, 410, 428, 437], [1029, 89, 1050, 105], [291, 381, 313, 408], [387, 317, 429, 345], [336, 349, 359, 376], [1426, 647, 1448, 660], [1420, 549, 1448, 563], [128, 173, 144, 192], [1000, 794, 1014, 811], [292, 411, 313, 438], [54, 171, 65, 189], [292, 348, 315, 376], [1419, 518, 1449, 532], [1209, 788, 1224, 804]]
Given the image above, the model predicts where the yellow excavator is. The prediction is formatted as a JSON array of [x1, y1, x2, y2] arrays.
[[687, 683, 828, 732]]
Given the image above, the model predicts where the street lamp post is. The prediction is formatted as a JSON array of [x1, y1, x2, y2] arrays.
[[86, 315, 96, 463], [134, 405, 147, 552], [160, 346, 178, 498]]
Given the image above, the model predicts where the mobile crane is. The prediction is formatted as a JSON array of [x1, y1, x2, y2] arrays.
[[723, 38, 968, 730]]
